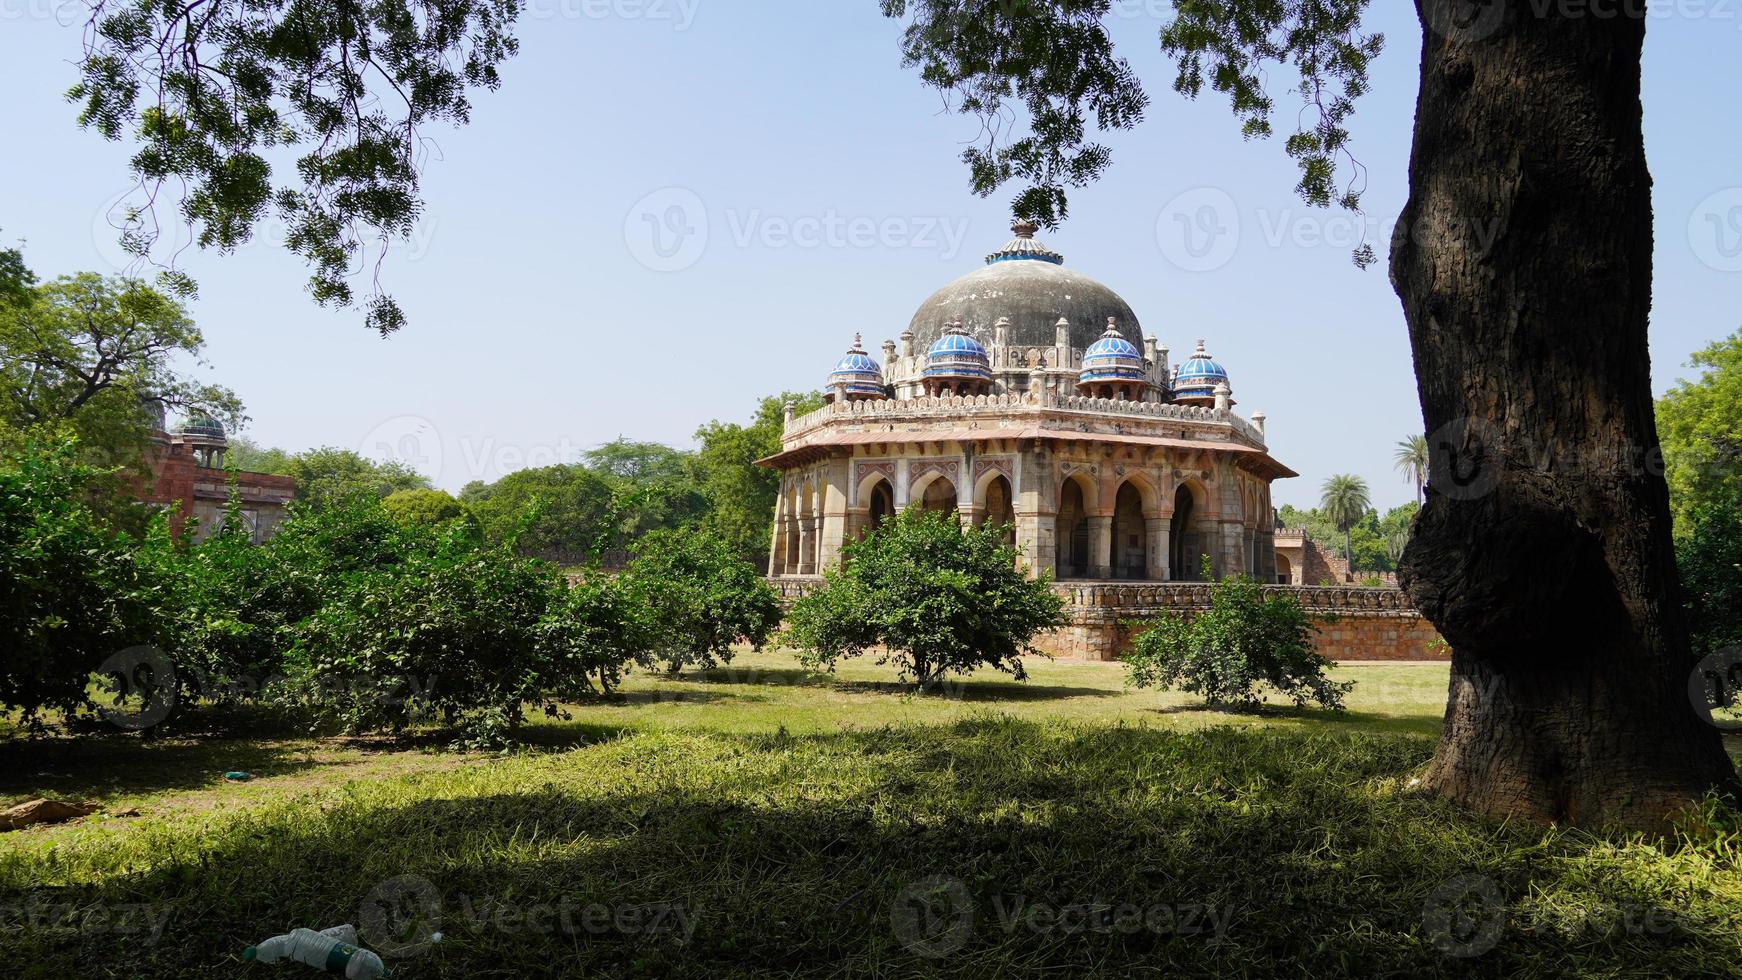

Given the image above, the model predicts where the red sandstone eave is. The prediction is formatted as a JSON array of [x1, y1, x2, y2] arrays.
[[756, 426, 1298, 479]]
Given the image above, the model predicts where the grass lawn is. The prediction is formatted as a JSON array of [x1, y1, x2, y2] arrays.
[[3, 650, 1740, 978]]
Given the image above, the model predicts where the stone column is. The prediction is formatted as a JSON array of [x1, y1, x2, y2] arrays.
[[1016, 513, 1052, 579], [785, 512, 801, 575], [1087, 515, 1113, 579], [1145, 517, 1167, 582], [798, 517, 818, 575], [1220, 521, 1245, 576], [817, 456, 850, 570], [893, 458, 911, 509], [767, 486, 787, 575]]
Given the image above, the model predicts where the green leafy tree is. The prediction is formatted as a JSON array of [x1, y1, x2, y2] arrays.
[[1393, 435, 1428, 505], [462, 463, 616, 564], [272, 447, 430, 507], [582, 440, 709, 544], [540, 574, 659, 696], [70, 0, 520, 334], [622, 528, 782, 674], [383, 487, 468, 528], [224, 436, 292, 475], [0, 433, 156, 724], [1657, 329, 1742, 534], [584, 439, 694, 483], [0, 273, 242, 474], [1125, 557, 1350, 710], [1677, 480, 1742, 658], [786, 509, 1065, 690], [1319, 475, 1370, 565], [288, 532, 569, 745], [692, 391, 824, 560]]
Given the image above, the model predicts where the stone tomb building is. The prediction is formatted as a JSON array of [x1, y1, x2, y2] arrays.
[[136, 413, 295, 543], [759, 221, 1444, 662], [761, 221, 1294, 587]]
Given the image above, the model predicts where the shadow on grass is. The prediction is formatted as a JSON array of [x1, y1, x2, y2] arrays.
[[0, 732, 329, 804], [1142, 701, 1443, 737], [669, 665, 1121, 703], [3, 720, 1736, 978]]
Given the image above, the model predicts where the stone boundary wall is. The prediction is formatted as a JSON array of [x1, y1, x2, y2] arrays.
[[769, 578, 1445, 663]]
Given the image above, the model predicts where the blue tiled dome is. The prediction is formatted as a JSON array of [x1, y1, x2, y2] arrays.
[[1172, 339, 1230, 400], [825, 334, 888, 398], [923, 319, 993, 381], [1078, 317, 1146, 385]]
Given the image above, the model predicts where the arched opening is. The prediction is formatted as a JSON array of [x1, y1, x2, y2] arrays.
[[1056, 478, 1089, 579], [1169, 484, 1200, 580], [1112, 481, 1148, 579], [919, 476, 958, 516], [1275, 552, 1293, 585], [977, 474, 1016, 550], [865, 479, 896, 538]]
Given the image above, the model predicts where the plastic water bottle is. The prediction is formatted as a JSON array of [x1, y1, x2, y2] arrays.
[[243, 924, 391, 979]]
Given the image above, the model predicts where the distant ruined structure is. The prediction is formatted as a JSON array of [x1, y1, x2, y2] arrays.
[[135, 411, 294, 542], [760, 221, 1440, 661]]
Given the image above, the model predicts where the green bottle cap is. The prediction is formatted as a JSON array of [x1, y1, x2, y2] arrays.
[[242, 945, 258, 961]]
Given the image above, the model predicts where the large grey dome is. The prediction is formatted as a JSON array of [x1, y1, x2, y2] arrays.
[[906, 221, 1141, 351]]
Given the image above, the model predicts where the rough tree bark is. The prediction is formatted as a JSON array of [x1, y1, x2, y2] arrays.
[[1393, 0, 1737, 827]]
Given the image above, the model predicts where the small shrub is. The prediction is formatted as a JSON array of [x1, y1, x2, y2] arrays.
[[0, 434, 158, 725], [785, 508, 1065, 690], [541, 573, 659, 695], [382, 487, 469, 528], [622, 528, 781, 674], [1124, 558, 1350, 710], [286, 533, 567, 742]]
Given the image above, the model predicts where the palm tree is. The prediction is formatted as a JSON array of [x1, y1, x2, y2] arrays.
[[1320, 474, 1371, 565], [1393, 434, 1428, 505]]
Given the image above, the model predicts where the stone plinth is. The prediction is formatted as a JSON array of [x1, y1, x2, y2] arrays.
[[769, 578, 1445, 663]]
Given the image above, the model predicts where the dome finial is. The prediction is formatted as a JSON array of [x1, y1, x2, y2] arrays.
[[853, 331, 863, 348], [1103, 316, 1123, 338], [1011, 218, 1039, 239]]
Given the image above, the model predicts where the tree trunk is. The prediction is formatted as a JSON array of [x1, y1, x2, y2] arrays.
[[1393, 1, 1736, 828]]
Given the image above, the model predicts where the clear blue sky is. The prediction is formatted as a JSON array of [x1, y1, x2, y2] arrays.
[[2, 3, 1737, 510]]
